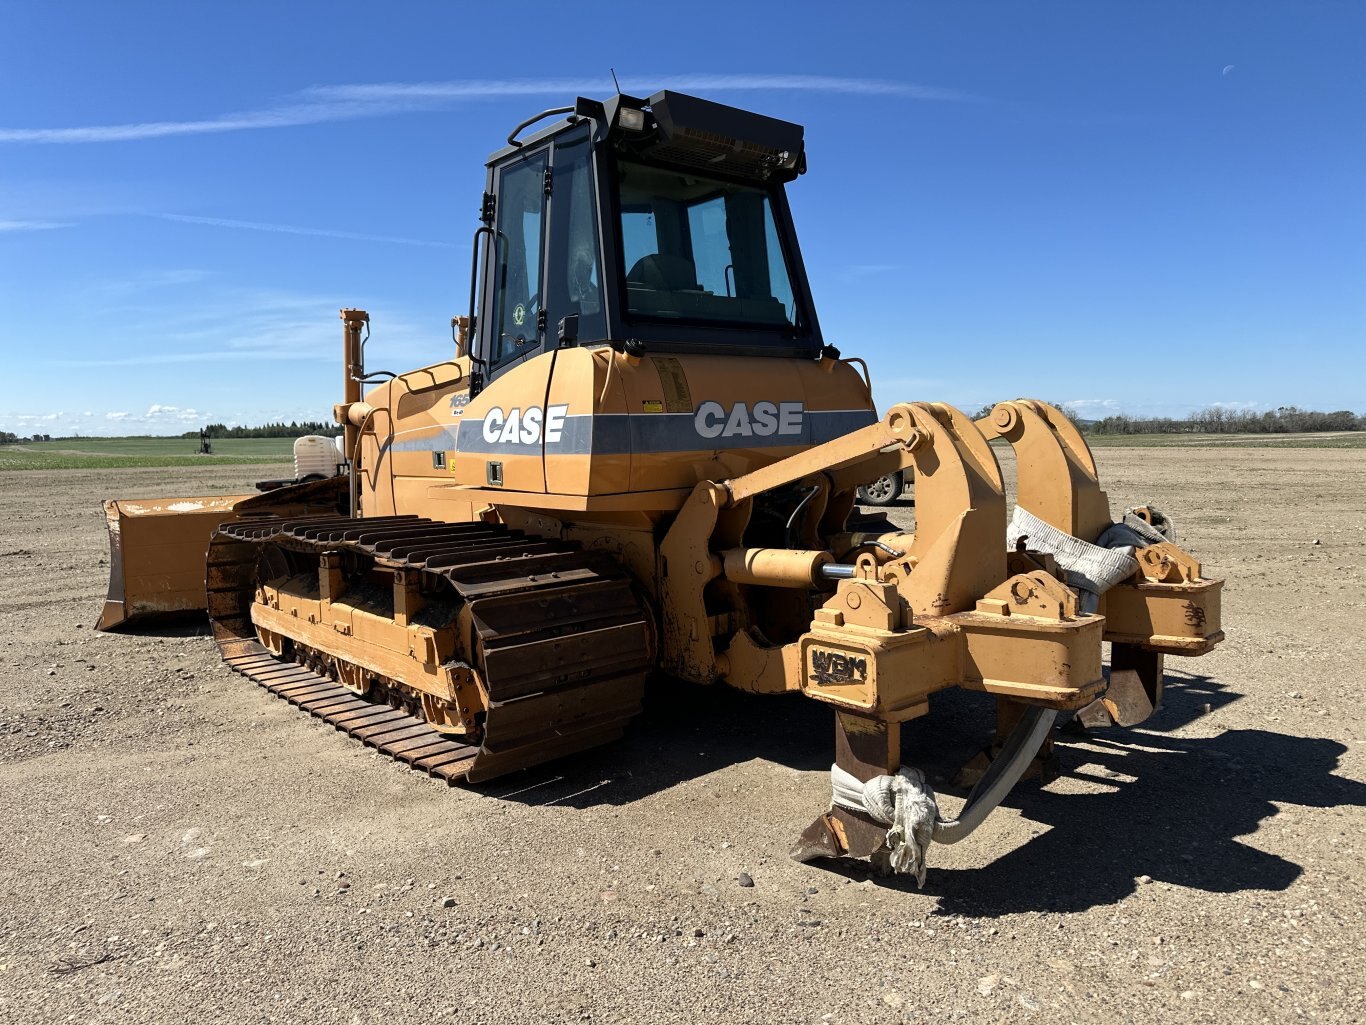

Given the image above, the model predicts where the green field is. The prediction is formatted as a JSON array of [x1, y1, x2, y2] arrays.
[[0, 436, 296, 470]]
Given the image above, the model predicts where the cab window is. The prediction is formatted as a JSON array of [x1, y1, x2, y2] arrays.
[[544, 133, 606, 343], [616, 160, 796, 328], [491, 153, 547, 367]]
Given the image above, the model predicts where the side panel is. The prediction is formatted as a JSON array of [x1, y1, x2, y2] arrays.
[[450, 356, 552, 494], [539, 347, 877, 497], [370, 348, 877, 518]]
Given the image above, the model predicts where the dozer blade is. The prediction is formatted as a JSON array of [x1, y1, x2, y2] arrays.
[[97, 494, 256, 630], [98, 476, 348, 631]]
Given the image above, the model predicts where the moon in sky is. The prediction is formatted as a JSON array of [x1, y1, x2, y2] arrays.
[[1222, 64, 1236, 76]]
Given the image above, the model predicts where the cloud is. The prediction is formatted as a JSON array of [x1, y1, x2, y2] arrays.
[[68, 349, 331, 368], [0, 75, 974, 145], [55, 286, 438, 375], [0, 403, 332, 435], [0, 219, 73, 231], [0, 99, 392, 144], [1064, 398, 1125, 414], [156, 213, 458, 249], [309, 74, 974, 104]]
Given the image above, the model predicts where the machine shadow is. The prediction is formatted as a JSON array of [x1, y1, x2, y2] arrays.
[[484, 678, 833, 806], [491, 669, 1365, 917], [95, 615, 213, 639], [855, 672, 1361, 913], [922, 722, 1363, 917]]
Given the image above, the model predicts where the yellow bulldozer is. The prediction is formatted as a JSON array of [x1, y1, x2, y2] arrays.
[[97, 90, 1223, 881]]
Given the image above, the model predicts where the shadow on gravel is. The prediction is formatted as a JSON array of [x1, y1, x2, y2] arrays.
[[485, 679, 833, 807], [858, 671, 1365, 913], [925, 723, 1365, 917], [490, 668, 1365, 917]]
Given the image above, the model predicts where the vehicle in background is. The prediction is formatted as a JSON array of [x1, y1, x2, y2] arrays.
[[857, 468, 909, 506]]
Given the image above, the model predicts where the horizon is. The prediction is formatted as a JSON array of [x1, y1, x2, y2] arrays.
[[3, 3, 1363, 437]]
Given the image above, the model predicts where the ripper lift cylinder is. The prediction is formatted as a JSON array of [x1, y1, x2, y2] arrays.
[[721, 547, 835, 588]]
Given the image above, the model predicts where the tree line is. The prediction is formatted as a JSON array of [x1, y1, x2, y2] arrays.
[[180, 421, 343, 439], [1087, 406, 1363, 435]]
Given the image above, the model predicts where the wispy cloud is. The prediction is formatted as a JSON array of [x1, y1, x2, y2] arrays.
[[0, 100, 393, 144], [309, 74, 973, 104], [65, 350, 333, 368], [54, 286, 442, 373], [0, 75, 975, 145], [1065, 398, 1125, 414], [0, 219, 73, 231], [156, 213, 458, 249]]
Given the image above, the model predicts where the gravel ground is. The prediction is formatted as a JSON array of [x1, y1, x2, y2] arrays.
[[1, 448, 1363, 1024]]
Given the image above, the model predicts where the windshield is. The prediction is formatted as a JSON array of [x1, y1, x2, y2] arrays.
[[617, 161, 797, 328]]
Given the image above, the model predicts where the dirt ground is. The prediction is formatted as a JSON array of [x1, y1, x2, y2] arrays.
[[1, 448, 1363, 1024]]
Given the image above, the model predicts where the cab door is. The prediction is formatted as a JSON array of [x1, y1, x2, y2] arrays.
[[457, 127, 608, 495], [484, 147, 549, 378], [455, 146, 551, 493]]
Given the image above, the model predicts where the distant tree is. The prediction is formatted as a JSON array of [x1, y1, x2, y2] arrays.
[[1088, 405, 1364, 435], [185, 421, 342, 440]]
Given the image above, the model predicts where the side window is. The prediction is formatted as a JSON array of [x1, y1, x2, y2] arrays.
[[545, 135, 606, 343], [620, 209, 658, 273], [761, 198, 795, 322], [492, 153, 547, 367], [686, 196, 730, 296]]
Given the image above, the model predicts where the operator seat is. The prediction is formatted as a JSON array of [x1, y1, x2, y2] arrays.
[[627, 254, 701, 292]]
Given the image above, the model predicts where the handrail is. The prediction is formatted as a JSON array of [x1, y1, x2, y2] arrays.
[[506, 106, 574, 148]]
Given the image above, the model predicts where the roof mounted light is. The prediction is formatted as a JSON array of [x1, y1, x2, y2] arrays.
[[640, 91, 806, 183], [617, 106, 647, 132]]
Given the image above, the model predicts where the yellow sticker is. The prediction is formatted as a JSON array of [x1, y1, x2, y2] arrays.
[[641, 399, 664, 413], [446, 451, 459, 473]]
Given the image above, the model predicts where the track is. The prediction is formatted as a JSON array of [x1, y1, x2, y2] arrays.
[[205, 514, 653, 783]]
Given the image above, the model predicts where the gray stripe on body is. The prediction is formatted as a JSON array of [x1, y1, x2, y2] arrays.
[[453, 408, 876, 456], [389, 427, 459, 453], [454, 415, 594, 456], [622, 409, 876, 453]]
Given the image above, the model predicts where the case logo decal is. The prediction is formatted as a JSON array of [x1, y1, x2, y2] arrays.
[[480, 404, 569, 446], [694, 400, 804, 440]]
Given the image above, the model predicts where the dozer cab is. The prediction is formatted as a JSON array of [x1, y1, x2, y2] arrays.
[[98, 91, 1224, 881]]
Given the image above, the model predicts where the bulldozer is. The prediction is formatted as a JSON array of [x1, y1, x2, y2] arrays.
[[97, 90, 1224, 880]]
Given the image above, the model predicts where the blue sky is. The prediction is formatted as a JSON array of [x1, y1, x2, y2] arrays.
[[2, 1, 1362, 436]]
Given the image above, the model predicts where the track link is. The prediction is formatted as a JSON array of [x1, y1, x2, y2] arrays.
[[206, 514, 653, 783]]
